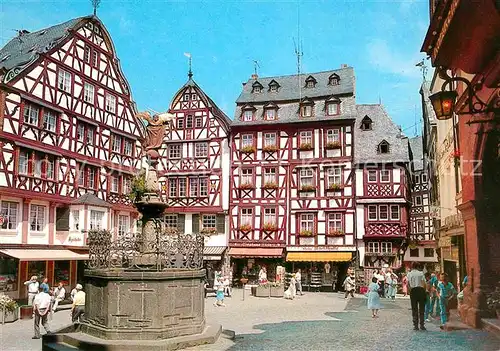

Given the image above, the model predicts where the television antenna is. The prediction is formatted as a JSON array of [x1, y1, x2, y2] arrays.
[[253, 60, 260, 76], [91, 0, 101, 16]]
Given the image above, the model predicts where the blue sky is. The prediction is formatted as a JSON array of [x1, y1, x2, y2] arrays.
[[0, 0, 430, 135]]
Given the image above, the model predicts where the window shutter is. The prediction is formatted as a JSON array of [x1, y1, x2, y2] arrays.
[[216, 214, 225, 234], [177, 214, 185, 234], [55, 207, 70, 231], [192, 214, 200, 233]]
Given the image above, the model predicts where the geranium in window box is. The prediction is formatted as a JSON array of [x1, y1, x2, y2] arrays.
[[327, 229, 344, 236], [239, 224, 252, 232], [299, 230, 314, 237], [263, 182, 278, 190], [298, 143, 313, 151], [325, 141, 341, 150], [239, 183, 255, 190], [200, 227, 217, 236], [299, 185, 316, 192], [262, 223, 278, 231], [241, 145, 256, 153], [262, 145, 278, 152], [327, 183, 344, 192]]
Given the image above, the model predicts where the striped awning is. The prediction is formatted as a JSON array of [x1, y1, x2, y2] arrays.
[[203, 246, 226, 261], [286, 252, 352, 262], [228, 247, 283, 258]]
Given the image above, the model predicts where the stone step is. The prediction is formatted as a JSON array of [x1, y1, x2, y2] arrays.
[[482, 318, 500, 339]]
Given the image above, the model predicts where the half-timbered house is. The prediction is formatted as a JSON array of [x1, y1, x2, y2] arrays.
[[156, 74, 231, 274], [0, 16, 143, 299], [405, 136, 437, 270], [353, 104, 411, 280], [230, 67, 357, 287]]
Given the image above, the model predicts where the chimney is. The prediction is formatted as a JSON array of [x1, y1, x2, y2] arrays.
[[242, 82, 247, 87], [251, 73, 258, 80], [340, 64, 348, 68]]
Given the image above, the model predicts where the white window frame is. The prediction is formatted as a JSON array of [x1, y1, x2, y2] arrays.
[[299, 168, 314, 187], [112, 136, 122, 153], [177, 118, 184, 129], [77, 124, 85, 142], [123, 177, 131, 194], [243, 110, 253, 121], [264, 208, 276, 224], [301, 104, 312, 117], [265, 108, 276, 121], [84, 83, 94, 104], [202, 214, 216, 229], [43, 110, 56, 132], [89, 210, 104, 230], [415, 196, 422, 206], [183, 93, 190, 101], [379, 205, 389, 220], [367, 242, 380, 253], [327, 167, 342, 187], [45, 157, 54, 180], [23, 104, 39, 126], [299, 131, 312, 145], [163, 214, 178, 229], [421, 174, 427, 183], [29, 204, 45, 232], [34, 156, 42, 177], [118, 215, 129, 236], [327, 102, 339, 115], [300, 213, 315, 232], [195, 117, 203, 128], [368, 170, 377, 182], [368, 205, 378, 220], [91, 50, 98, 67], [71, 210, 80, 231], [240, 209, 253, 226], [111, 175, 119, 193], [241, 134, 253, 147], [380, 170, 390, 183], [417, 220, 425, 233], [169, 178, 177, 197], [57, 69, 71, 92], [84, 46, 90, 63], [195, 142, 208, 157], [124, 140, 133, 156], [1, 201, 18, 230], [105, 94, 116, 113], [189, 178, 198, 197], [178, 178, 187, 197], [18, 151, 29, 175], [263, 168, 276, 184], [186, 115, 193, 128], [415, 175, 420, 184], [328, 213, 342, 232], [390, 205, 400, 220], [88, 167, 96, 189], [199, 178, 208, 197], [381, 242, 392, 253], [264, 132, 277, 147], [241, 168, 253, 184], [326, 129, 340, 143], [169, 144, 181, 159]]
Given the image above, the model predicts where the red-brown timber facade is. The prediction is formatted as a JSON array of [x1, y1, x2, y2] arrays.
[[0, 16, 143, 299]]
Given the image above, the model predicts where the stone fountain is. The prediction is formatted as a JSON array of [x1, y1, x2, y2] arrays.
[[43, 111, 221, 350]]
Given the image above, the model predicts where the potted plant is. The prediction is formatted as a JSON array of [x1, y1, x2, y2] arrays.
[[298, 143, 313, 151], [200, 227, 217, 236], [239, 224, 252, 232], [241, 145, 256, 153], [239, 183, 255, 190], [128, 171, 147, 202], [328, 183, 343, 192], [299, 230, 314, 237], [325, 141, 341, 149], [263, 182, 278, 190], [299, 184, 316, 192], [328, 229, 344, 236], [0, 295, 19, 323], [263, 144, 278, 152], [262, 223, 278, 231]]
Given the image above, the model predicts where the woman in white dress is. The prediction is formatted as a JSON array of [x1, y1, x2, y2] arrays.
[[284, 275, 297, 300]]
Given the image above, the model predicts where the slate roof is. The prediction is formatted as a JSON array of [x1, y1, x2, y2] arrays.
[[72, 193, 112, 208], [0, 16, 90, 83], [409, 136, 424, 171], [354, 104, 410, 164], [236, 67, 355, 104]]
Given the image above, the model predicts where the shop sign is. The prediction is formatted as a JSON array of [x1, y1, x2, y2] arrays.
[[438, 236, 452, 248], [286, 246, 356, 252], [66, 232, 83, 245]]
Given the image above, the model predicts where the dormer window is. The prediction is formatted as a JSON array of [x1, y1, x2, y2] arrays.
[[329, 73, 340, 86], [301, 105, 312, 117], [305, 75, 317, 88], [265, 108, 276, 121], [244, 110, 253, 121], [268, 80, 280, 93], [361, 116, 372, 130], [252, 81, 264, 93], [325, 96, 340, 116], [378, 140, 390, 154]]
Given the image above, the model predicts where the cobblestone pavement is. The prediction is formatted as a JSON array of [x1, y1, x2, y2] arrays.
[[1, 291, 499, 351]]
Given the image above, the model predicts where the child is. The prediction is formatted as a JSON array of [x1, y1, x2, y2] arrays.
[[214, 277, 225, 307], [367, 277, 382, 318], [437, 272, 457, 328]]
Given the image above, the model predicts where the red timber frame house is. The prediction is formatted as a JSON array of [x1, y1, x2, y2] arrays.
[[0, 16, 144, 299], [422, 0, 500, 327], [230, 67, 357, 287], [156, 74, 231, 274], [353, 105, 411, 281]]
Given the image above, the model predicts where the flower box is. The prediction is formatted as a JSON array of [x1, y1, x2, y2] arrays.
[[262, 145, 278, 152], [299, 185, 316, 192], [325, 141, 341, 150], [327, 229, 344, 236], [241, 146, 256, 153], [327, 184, 343, 192], [262, 223, 278, 231], [298, 143, 313, 151], [239, 224, 252, 232], [200, 227, 217, 236], [0, 295, 19, 323], [1, 307, 19, 323], [263, 182, 278, 190], [254, 284, 284, 298], [299, 230, 314, 237], [239, 183, 255, 190]]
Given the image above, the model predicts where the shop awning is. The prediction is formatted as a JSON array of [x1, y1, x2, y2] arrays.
[[228, 247, 283, 258], [203, 246, 226, 261], [286, 252, 352, 262], [0, 249, 88, 261]]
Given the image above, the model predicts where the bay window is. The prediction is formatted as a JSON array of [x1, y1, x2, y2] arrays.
[[379, 205, 389, 220], [368, 205, 377, 220], [118, 215, 129, 236], [367, 242, 380, 253], [390, 205, 400, 220], [89, 210, 104, 230], [381, 242, 392, 253]]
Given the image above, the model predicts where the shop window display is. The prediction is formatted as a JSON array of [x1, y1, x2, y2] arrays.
[[0, 257, 18, 292], [54, 261, 70, 286]]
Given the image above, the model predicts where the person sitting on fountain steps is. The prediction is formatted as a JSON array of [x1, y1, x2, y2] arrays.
[[71, 284, 85, 323]]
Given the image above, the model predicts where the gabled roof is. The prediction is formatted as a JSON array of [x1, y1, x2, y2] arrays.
[[409, 136, 424, 171], [354, 104, 410, 164], [236, 67, 355, 103], [72, 193, 112, 208]]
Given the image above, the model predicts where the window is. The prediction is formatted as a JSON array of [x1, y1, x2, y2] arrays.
[[77, 124, 85, 142], [241, 209, 253, 226], [88, 167, 96, 189], [191, 94, 197, 100], [112, 136, 122, 153], [265, 108, 276, 121], [195, 117, 203, 128], [183, 93, 190, 101], [269, 85, 278, 93], [326, 129, 340, 143], [264, 208, 276, 225], [380, 170, 390, 182], [118, 215, 129, 236], [300, 213, 315, 232], [327, 103, 339, 116], [299, 168, 314, 187], [169, 178, 177, 197], [123, 177, 131, 194], [368, 170, 377, 182], [361, 116, 372, 130], [111, 175, 119, 193], [30, 204, 45, 232], [415, 196, 422, 206], [241, 134, 253, 147], [195, 142, 208, 157], [189, 178, 198, 197], [329, 77, 339, 85], [424, 248, 434, 257], [390, 205, 399, 220], [422, 174, 427, 183], [86, 127, 94, 144], [84, 83, 94, 104], [414, 175, 420, 184], [299, 131, 312, 145], [264, 168, 276, 184], [45, 157, 54, 179], [243, 110, 253, 122], [178, 178, 186, 197], [43, 110, 56, 132], [241, 168, 253, 184], [202, 214, 217, 229], [199, 178, 208, 196], [163, 214, 178, 229], [78, 166, 84, 186], [327, 167, 342, 187], [378, 140, 390, 154], [77, 123, 95, 144], [84, 46, 90, 63], [368, 205, 377, 220], [23, 104, 39, 126], [124, 140, 133, 156], [18, 151, 28, 175], [57, 69, 71, 92], [89, 210, 104, 230], [367, 242, 379, 253], [328, 213, 342, 232], [305, 80, 315, 88], [379, 205, 389, 220], [169, 144, 181, 159], [91, 51, 98, 67], [264, 133, 277, 147], [105, 94, 116, 113], [252, 84, 262, 93], [410, 248, 419, 257], [34, 156, 42, 177], [186, 115, 193, 128], [301, 104, 312, 117], [177, 118, 184, 129], [71, 210, 79, 231], [381, 242, 392, 253], [417, 220, 424, 233], [1, 201, 18, 230]]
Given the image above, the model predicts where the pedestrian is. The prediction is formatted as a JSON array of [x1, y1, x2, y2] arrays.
[[40, 278, 50, 293], [437, 273, 457, 329], [402, 273, 408, 297], [52, 282, 66, 313], [24, 275, 39, 306], [70, 285, 78, 302], [367, 277, 382, 318], [429, 271, 441, 317], [424, 272, 432, 322], [295, 269, 303, 296], [213, 277, 225, 307], [343, 274, 356, 299], [223, 276, 231, 297], [71, 284, 85, 323], [389, 270, 398, 301], [373, 269, 385, 297], [284, 274, 296, 300], [32, 286, 52, 339], [407, 262, 427, 331], [385, 268, 394, 299], [258, 266, 267, 283]]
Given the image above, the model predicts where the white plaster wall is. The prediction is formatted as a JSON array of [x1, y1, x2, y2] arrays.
[[393, 168, 401, 183], [356, 205, 365, 239], [346, 213, 354, 234], [355, 169, 364, 196]]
